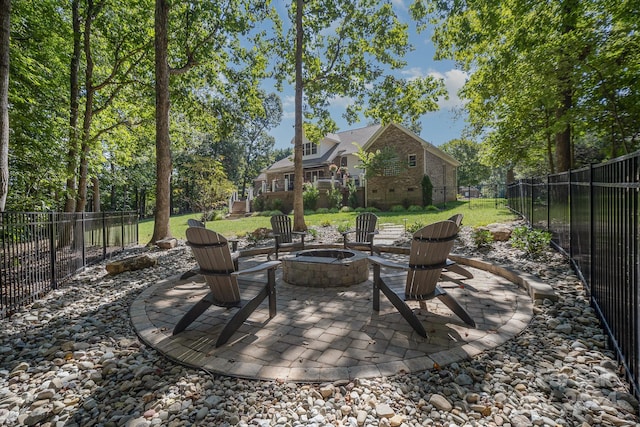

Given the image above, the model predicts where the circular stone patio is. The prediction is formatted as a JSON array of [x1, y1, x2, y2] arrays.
[[130, 251, 534, 382]]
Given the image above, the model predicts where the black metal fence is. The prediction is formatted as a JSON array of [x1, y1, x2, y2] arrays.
[[0, 211, 138, 317], [507, 151, 639, 397]]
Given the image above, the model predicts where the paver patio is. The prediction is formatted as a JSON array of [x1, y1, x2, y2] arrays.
[[130, 252, 534, 382]]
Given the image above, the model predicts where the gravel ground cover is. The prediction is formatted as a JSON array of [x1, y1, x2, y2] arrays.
[[0, 222, 639, 426]]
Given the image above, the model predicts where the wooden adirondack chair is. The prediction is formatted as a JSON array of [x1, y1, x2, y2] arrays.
[[180, 220, 239, 278], [174, 227, 281, 347], [342, 212, 380, 255], [270, 214, 306, 259], [369, 219, 476, 337], [444, 214, 473, 279]]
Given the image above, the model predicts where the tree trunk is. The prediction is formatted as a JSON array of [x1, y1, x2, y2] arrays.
[[64, 0, 81, 213], [76, 0, 96, 213], [92, 177, 100, 212], [0, 0, 10, 212], [150, 0, 173, 243], [292, 0, 306, 231], [555, 0, 576, 173]]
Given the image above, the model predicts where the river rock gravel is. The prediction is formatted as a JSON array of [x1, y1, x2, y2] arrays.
[[1, 222, 639, 426]]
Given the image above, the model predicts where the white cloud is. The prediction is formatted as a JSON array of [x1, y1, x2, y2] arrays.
[[429, 69, 469, 109], [391, 0, 408, 11], [282, 95, 295, 107], [282, 110, 296, 120], [328, 95, 355, 108]]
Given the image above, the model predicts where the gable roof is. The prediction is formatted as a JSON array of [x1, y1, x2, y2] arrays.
[[362, 123, 461, 167], [264, 122, 459, 173]]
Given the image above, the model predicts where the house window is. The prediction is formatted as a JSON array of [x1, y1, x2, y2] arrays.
[[340, 157, 348, 167], [408, 154, 417, 168], [303, 142, 318, 156], [383, 159, 401, 176]]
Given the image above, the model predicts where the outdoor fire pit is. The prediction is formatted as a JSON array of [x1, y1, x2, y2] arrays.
[[281, 249, 369, 287]]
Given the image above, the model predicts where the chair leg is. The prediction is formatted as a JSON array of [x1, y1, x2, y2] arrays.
[[435, 286, 476, 327], [173, 293, 215, 335], [446, 263, 474, 279], [374, 273, 428, 338], [215, 285, 270, 347]]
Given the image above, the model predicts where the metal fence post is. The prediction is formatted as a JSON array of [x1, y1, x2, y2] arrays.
[[102, 212, 107, 260], [49, 212, 57, 290]]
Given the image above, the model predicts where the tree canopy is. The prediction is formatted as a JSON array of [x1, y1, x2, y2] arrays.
[[411, 0, 640, 176]]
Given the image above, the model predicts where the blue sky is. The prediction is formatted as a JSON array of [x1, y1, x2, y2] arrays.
[[265, 0, 469, 150]]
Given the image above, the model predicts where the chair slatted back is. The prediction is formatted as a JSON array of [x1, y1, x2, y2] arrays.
[[186, 227, 240, 304], [187, 218, 205, 228], [448, 214, 463, 228], [355, 213, 378, 243], [270, 215, 293, 244], [406, 220, 458, 299]]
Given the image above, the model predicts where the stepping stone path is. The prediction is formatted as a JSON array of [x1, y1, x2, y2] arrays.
[[376, 223, 406, 246]]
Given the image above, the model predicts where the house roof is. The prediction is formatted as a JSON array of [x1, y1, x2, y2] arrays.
[[262, 122, 459, 175]]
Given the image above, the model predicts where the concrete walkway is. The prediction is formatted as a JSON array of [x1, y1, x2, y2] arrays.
[[130, 252, 534, 382]]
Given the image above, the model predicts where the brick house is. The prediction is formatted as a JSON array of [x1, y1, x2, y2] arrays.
[[255, 123, 459, 210]]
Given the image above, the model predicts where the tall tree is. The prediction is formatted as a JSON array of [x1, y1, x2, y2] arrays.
[[0, 0, 9, 211], [151, 0, 275, 243], [278, 0, 446, 230], [440, 139, 490, 187], [412, 0, 639, 173]]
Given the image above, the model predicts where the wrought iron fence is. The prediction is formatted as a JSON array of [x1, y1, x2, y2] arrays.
[[0, 211, 138, 317], [507, 151, 639, 397]]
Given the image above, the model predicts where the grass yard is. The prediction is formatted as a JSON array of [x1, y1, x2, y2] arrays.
[[138, 200, 517, 244]]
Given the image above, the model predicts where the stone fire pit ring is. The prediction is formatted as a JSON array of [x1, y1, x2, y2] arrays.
[[281, 249, 369, 287]]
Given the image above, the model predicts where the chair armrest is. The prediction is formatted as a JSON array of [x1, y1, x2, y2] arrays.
[[292, 231, 307, 237], [341, 229, 356, 237], [368, 256, 410, 271], [232, 261, 281, 277]]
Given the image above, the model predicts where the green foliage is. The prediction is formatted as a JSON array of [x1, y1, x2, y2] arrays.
[[315, 208, 329, 214], [320, 219, 332, 227], [252, 196, 266, 212], [354, 145, 406, 179], [329, 208, 339, 213], [390, 205, 405, 212], [269, 198, 284, 213], [440, 139, 491, 186], [303, 183, 320, 211], [354, 207, 366, 213], [407, 205, 423, 212], [340, 206, 353, 213], [472, 228, 494, 249], [268, 210, 284, 216], [425, 205, 440, 212], [406, 220, 425, 234], [304, 209, 316, 215], [510, 226, 552, 257], [327, 186, 343, 209], [337, 221, 351, 234], [346, 181, 359, 208], [364, 207, 380, 212], [422, 175, 433, 206], [307, 228, 318, 239]]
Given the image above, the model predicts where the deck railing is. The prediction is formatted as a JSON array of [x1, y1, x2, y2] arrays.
[[507, 151, 639, 397], [0, 211, 138, 317]]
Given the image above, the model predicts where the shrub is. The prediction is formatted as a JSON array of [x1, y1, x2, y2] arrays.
[[340, 206, 353, 212], [337, 221, 351, 234], [304, 209, 316, 215], [390, 205, 405, 212], [259, 210, 271, 217], [425, 205, 440, 212], [329, 207, 339, 213], [407, 205, 423, 212], [347, 181, 359, 208], [252, 196, 265, 212], [509, 226, 552, 257], [407, 220, 425, 234], [327, 187, 343, 209], [303, 183, 319, 210], [320, 219, 332, 227], [315, 207, 329, 214], [472, 228, 494, 249], [270, 198, 284, 213], [306, 228, 318, 239], [422, 175, 433, 206], [269, 210, 284, 216], [354, 207, 366, 213], [364, 207, 380, 212]]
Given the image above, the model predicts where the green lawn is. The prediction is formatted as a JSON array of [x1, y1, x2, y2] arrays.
[[138, 200, 517, 244]]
